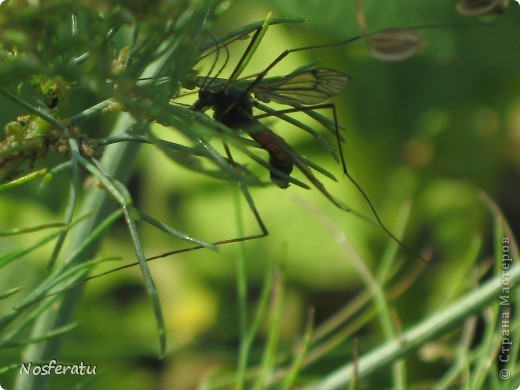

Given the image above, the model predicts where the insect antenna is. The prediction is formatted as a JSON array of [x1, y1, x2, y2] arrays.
[[200, 33, 231, 91], [130, 33, 230, 99]]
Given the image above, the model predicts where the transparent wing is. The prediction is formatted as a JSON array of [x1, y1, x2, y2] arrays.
[[253, 68, 350, 105]]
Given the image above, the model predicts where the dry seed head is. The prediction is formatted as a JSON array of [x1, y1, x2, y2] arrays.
[[368, 29, 426, 61], [457, 0, 509, 17]]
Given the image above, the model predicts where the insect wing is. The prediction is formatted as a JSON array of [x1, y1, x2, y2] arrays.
[[253, 68, 350, 105]]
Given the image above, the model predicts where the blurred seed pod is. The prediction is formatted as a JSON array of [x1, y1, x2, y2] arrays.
[[353, 0, 425, 61], [457, 0, 509, 17], [367, 29, 426, 62]]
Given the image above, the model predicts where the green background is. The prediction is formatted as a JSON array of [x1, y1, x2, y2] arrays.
[[1, 0, 519, 389]]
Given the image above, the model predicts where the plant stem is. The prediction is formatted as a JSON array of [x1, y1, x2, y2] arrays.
[[15, 113, 139, 390], [311, 261, 520, 389]]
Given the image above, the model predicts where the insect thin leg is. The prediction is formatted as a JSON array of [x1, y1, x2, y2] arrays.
[[226, 26, 264, 87], [223, 142, 236, 165], [255, 104, 428, 263], [36, 183, 269, 301]]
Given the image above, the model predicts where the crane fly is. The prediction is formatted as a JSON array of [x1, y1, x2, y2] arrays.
[[192, 67, 350, 189], [29, 15, 488, 300], [50, 15, 482, 294], [188, 21, 431, 263], [44, 14, 488, 302]]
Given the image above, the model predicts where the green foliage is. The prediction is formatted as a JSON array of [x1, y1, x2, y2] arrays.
[[0, 0, 519, 389]]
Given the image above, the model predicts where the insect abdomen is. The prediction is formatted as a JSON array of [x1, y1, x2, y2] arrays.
[[250, 129, 293, 189]]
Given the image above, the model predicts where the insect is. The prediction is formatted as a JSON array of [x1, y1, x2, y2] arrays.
[[191, 67, 350, 189], [30, 15, 485, 301], [187, 19, 433, 262]]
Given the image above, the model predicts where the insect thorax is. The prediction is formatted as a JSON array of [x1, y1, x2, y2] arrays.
[[210, 88, 254, 130]]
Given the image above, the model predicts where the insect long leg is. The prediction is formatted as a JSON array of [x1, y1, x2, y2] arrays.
[[256, 103, 346, 168], [223, 142, 236, 165], [106, 182, 267, 272], [237, 22, 485, 103], [252, 104, 428, 263], [190, 20, 440, 262], [223, 30, 365, 116], [225, 26, 264, 87], [35, 181, 268, 301], [242, 112, 373, 222]]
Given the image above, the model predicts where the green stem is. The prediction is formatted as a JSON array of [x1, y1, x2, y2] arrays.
[[14, 113, 140, 390], [311, 261, 520, 390]]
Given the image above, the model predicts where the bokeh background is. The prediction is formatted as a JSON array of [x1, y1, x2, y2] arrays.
[[1, 0, 519, 389]]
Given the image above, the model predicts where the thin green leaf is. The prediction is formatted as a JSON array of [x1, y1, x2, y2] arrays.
[[311, 262, 520, 389], [254, 101, 340, 161], [47, 139, 80, 270], [0, 222, 65, 236], [255, 267, 284, 390], [123, 206, 167, 357], [0, 231, 64, 270], [0, 169, 48, 192], [0, 287, 23, 300], [199, 17, 305, 52], [282, 309, 315, 390], [0, 323, 77, 349], [138, 210, 217, 250]]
